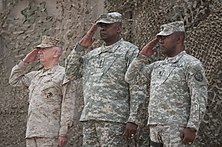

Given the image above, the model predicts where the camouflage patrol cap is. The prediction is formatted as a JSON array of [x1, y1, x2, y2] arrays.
[[96, 12, 122, 25], [157, 21, 185, 36], [36, 36, 63, 48]]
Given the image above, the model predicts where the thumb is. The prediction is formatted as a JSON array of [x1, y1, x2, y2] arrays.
[[180, 131, 184, 140]]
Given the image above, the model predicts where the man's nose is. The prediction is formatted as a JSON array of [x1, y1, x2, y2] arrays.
[[158, 38, 164, 44]]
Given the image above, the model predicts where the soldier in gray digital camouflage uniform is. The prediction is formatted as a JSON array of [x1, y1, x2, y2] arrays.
[[65, 12, 147, 146], [9, 36, 76, 147], [125, 21, 208, 147]]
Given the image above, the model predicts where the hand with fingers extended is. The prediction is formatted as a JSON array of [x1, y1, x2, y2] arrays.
[[23, 49, 39, 63], [79, 23, 98, 48], [140, 37, 159, 57], [122, 122, 138, 139]]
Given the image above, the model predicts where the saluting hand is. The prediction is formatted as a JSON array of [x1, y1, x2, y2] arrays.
[[23, 49, 38, 63], [140, 37, 159, 56], [79, 23, 98, 48]]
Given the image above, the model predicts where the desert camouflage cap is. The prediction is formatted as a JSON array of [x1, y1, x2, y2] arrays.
[[96, 12, 122, 24], [36, 36, 64, 48], [157, 21, 185, 36]]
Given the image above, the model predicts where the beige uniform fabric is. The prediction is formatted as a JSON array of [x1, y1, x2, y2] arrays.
[[9, 61, 76, 138], [26, 137, 58, 147]]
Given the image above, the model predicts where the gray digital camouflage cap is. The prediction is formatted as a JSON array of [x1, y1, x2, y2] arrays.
[[96, 12, 122, 24], [157, 21, 185, 36], [36, 36, 63, 48]]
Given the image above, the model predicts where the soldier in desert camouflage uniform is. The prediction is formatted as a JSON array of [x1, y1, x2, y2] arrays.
[[9, 36, 76, 147], [65, 12, 147, 146], [125, 21, 208, 147]]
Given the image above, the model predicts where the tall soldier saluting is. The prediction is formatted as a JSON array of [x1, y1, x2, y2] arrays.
[[65, 12, 147, 146]]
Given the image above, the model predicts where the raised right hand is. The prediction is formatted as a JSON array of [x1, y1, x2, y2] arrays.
[[140, 37, 159, 56], [79, 23, 97, 48], [23, 49, 38, 63]]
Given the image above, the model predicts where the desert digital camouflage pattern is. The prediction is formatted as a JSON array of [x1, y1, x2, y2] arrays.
[[36, 35, 64, 48], [26, 137, 58, 147], [125, 51, 208, 130], [9, 61, 76, 138], [65, 39, 146, 125]]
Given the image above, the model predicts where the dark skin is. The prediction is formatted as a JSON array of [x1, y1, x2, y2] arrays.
[[99, 23, 122, 46], [79, 22, 138, 139], [158, 32, 185, 57], [141, 32, 197, 145]]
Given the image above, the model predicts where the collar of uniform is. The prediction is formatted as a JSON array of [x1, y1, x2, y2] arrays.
[[101, 38, 123, 53], [165, 51, 186, 63], [40, 64, 60, 76]]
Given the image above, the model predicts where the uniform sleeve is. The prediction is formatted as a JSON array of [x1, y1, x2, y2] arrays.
[[186, 61, 208, 131], [65, 43, 86, 80], [126, 50, 157, 125], [59, 78, 77, 136], [125, 48, 150, 125], [127, 84, 148, 125], [125, 54, 154, 85], [9, 61, 36, 88]]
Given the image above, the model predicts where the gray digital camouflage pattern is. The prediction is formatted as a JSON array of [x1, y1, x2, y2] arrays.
[[125, 51, 208, 131], [82, 121, 133, 147], [9, 61, 76, 138], [65, 39, 146, 125], [149, 125, 193, 147]]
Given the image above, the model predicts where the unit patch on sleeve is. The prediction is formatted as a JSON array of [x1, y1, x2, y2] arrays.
[[194, 71, 203, 82]]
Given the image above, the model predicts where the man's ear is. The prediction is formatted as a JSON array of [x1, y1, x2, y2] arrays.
[[52, 47, 59, 58], [175, 32, 185, 43], [117, 24, 122, 33], [53, 47, 62, 58]]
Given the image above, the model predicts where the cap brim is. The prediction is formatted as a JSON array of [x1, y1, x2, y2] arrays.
[[156, 31, 173, 36], [96, 19, 115, 25], [36, 44, 53, 48]]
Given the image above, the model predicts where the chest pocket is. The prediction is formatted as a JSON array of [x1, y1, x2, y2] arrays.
[[41, 79, 62, 99], [102, 53, 127, 81], [151, 64, 185, 85]]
